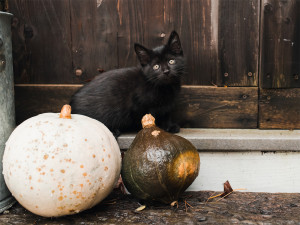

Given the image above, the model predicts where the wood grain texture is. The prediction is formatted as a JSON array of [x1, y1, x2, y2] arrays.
[[10, 0, 73, 84], [218, 0, 260, 87], [116, 0, 165, 68], [14, 84, 80, 124], [14, 85, 258, 128], [259, 88, 300, 129], [70, 0, 119, 82], [10, 0, 262, 87], [260, 0, 300, 88], [174, 86, 258, 128], [164, 0, 218, 85]]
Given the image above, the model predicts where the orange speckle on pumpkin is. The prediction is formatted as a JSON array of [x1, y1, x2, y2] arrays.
[[63, 143, 68, 147], [108, 154, 111, 158], [43, 154, 49, 160], [73, 191, 77, 194], [99, 177, 102, 182], [28, 175, 32, 180], [41, 172, 45, 175], [103, 149, 106, 152], [83, 172, 87, 177], [80, 165, 84, 168], [102, 158, 104, 162], [52, 190, 55, 193], [30, 186, 33, 190], [50, 168, 54, 172], [58, 196, 63, 201], [93, 154, 96, 158], [104, 166, 108, 171], [52, 156, 55, 159], [80, 184, 83, 188], [37, 168, 41, 172], [151, 130, 161, 137], [85, 139, 87, 141], [35, 206, 38, 208], [61, 169, 65, 173]]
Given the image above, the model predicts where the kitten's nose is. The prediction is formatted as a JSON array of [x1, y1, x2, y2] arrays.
[[163, 69, 170, 75]]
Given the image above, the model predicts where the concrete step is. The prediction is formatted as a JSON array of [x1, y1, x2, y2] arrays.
[[117, 129, 300, 193]]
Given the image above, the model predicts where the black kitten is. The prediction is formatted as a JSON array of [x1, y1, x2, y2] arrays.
[[70, 31, 185, 137]]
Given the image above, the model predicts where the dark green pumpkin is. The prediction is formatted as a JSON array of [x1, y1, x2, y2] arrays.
[[121, 114, 200, 204]]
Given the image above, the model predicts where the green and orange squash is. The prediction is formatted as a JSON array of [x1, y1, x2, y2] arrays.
[[121, 114, 200, 204]]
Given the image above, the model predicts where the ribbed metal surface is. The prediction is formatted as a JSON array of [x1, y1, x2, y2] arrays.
[[0, 12, 16, 212]]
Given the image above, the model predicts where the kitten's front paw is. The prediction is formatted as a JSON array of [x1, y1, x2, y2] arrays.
[[166, 123, 180, 133]]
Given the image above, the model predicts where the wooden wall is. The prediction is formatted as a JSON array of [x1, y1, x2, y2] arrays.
[[9, 0, 300, 129]]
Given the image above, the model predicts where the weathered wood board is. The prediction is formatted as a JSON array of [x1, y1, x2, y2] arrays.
[[14, 85, 258, 128], [10, 0, 260, 86], [260, 0, 300, 88], [259, 88, 300, 129], [10, 0, 73, 84], [174, 86, 258, 128], [69, 0, 119, 82], [14, 84, 80, 124], [217, 0, 259, 87]]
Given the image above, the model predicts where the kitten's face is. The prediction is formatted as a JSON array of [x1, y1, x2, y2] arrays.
[[134, 31, 185, 85]]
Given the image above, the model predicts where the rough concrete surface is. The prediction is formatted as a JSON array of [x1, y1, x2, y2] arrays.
[[1, 190, 300, 224], [118, 129, 300, 151]]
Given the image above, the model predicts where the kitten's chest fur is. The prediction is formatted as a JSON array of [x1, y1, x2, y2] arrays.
[[132, 77, 180, 113]]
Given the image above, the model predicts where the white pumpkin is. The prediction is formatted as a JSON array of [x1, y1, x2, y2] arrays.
[[2, 105, 121, 217]]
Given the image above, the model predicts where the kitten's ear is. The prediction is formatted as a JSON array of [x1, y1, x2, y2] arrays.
[[134, 43, 151, 66], [167, 31, 183, 55]]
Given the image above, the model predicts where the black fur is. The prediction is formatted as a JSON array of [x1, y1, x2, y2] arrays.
[[70, 31, 185, 136]]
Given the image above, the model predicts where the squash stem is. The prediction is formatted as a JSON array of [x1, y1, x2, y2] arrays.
[[141, 114, 156, 128], [59, 104, 72, 119]]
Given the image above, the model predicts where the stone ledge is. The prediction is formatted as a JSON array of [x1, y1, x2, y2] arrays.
[[117, 128, 300, 151]]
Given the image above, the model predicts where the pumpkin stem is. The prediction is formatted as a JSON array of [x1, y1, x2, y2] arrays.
[[141, 114, 156, 128], [59, 104, 72, 119]]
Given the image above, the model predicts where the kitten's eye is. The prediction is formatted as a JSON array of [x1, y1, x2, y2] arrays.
[[168, 59, 175, 65], [153, 64, 160, 70]]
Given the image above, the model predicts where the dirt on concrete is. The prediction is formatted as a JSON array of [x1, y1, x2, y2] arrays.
[[1, 190, 300, 224]]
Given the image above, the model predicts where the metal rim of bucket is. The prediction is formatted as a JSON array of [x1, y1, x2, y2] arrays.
[[0, 12, 13, 17]]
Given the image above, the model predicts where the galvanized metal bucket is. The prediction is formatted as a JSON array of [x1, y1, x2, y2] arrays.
[[0, 11, 16, 212]]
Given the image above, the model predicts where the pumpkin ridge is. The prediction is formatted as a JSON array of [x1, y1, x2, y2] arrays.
[[153, 152, 173, 202], [127, 161, 151, 199]]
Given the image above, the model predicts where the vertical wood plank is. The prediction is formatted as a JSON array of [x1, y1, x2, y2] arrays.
[[217, 0, 260, 87], [116, 0, 165, 68], [70, 0, 119, 83], [164, 0, 219, 85], [260, 0, 300, 88], [10, 0, 73, 84]]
